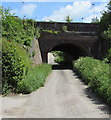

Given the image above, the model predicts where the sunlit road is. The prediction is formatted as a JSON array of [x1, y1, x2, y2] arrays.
[[2, 69, 110, 118]]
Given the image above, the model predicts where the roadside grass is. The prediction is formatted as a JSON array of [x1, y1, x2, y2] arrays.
[[17, 64, 52, 94]]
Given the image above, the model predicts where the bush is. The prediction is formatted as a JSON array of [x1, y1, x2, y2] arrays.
[[2, 39, 52, 95], [52, 51, 64, 64], [2, 8, 51, 95], [42, 29, 59, 34], [2, 39, 31, 94], [61, 25, 68, 32], [1, 8, 40, 46], [52, 51, 72, 65], [54, 56, 64, 64], [73, 57, 111, 106], [107, 48, 111, 62], [17, 64, 52, 94]]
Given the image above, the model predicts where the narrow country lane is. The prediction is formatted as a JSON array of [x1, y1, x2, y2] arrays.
[[2, 69, 110, 118]]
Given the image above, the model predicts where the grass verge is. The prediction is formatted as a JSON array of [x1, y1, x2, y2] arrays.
[[17, 64, 52, 94]]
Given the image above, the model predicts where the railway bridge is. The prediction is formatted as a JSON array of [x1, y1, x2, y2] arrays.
[[36, 22, 104, 63]]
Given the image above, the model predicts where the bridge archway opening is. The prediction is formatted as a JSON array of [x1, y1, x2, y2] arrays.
[[51, 43, 88, 59], [48, 43, 89, 69]]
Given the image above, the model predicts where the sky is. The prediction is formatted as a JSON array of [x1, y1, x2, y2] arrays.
[[2, 0, 110, 23]]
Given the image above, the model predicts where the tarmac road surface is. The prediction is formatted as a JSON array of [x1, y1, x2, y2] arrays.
[[1, 53, 110, 118], [2, 69, 110, 118]]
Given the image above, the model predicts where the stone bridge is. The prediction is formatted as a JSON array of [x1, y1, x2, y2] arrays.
[[36, 22, 104, 63]]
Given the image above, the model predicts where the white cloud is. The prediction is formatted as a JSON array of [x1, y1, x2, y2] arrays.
[[43, 1, 108, 22], [83, 15, 94, 23], [83, 2, 107, 22], [21, 3, 37, 16], [89, 2, 107, 14], [83, 14, 100, 23], [43, 1, 91, 21]]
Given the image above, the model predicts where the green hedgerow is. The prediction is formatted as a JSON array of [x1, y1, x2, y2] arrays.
[[73, 57, 111, 106], [2, 39, 31, 94], [2, 39, 52, 95]]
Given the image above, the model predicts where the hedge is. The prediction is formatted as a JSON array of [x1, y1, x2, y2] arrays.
[[73, 57, 111, 106], [2, 39, 31, 94], [2, 39, 52, 95]]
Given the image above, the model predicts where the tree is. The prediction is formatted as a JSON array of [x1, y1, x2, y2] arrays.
[[91, 17, 100, 23], [100, 1, 111, 62], [100, 1, 111, 31], [103, 25, 111, 39], [65, 15, 73, 23], [1, 7, 39, 46]]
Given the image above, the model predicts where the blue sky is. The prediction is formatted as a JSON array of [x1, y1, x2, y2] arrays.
[[2, 0, 109, 23]]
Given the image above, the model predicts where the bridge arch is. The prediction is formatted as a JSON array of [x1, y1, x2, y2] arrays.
[[38, 28, 100, 63], [47, 43, 89, 64], [50, 43, 89, 59]]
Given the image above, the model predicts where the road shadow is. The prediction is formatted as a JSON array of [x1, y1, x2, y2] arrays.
[[52, 64, 73, 70], [73, 72, 111, 116], [84, 87, 111, 116]]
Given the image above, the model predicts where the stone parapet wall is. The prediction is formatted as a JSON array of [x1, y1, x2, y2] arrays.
[[35, 22, 100, 33]]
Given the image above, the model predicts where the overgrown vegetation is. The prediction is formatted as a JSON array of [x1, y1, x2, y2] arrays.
[[100, 1, 111, 32], [61, 25, 68, 32], [17, 64, 51, 94], [2, 39, 31, 94], [3, 39, 51, 95], [2, 7, 51, 95], [100, 1, 111, 62], [65, 15, 73, 23], [52, 51, 73, 66], [52, 51, 64, 64], [1, 7, 40, 46], [73, 57, 111, 106], [41, 25, 68, 34], [42, 29, 59, 34]]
